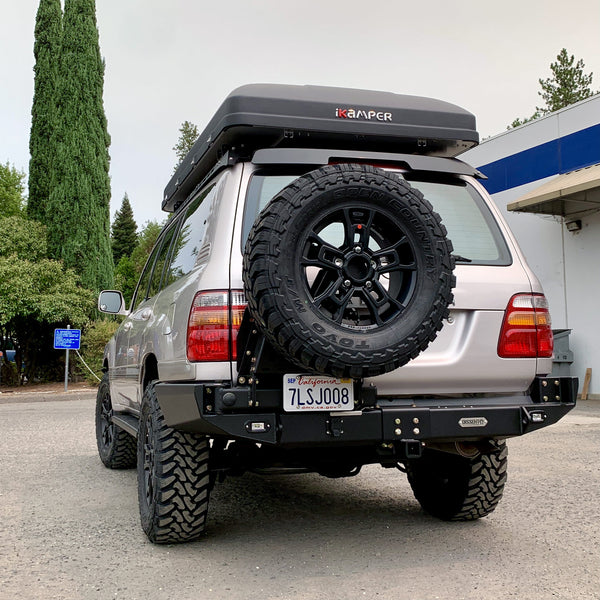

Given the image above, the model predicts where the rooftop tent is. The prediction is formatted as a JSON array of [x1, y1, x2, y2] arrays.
[[163, 84, 479, 211]]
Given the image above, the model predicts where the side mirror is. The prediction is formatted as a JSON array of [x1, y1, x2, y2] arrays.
[[98, 290, 127, 315]]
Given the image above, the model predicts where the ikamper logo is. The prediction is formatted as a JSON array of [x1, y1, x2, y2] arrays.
[[335, 108, 392, 122]]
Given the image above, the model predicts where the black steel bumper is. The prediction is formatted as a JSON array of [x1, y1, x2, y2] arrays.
[[154, 376, 577, 448]]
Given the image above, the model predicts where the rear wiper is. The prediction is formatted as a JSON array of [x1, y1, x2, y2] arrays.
[[452, 254, 472, 263]]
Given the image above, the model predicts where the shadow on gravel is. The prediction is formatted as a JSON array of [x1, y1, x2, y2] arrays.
[[203, 469, 484, 542]]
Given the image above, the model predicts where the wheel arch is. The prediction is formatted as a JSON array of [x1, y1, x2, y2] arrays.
[[141, 353, 159, 391]]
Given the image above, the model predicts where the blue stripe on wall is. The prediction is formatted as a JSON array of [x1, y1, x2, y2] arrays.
[[478, 123, 600, 195]]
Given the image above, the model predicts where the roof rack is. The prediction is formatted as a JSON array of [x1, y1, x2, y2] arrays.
[[163, 84, 479, 212]]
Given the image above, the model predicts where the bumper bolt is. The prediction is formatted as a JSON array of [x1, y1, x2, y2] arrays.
[[413, 427, 420, 435], [394, 428, 402, 436], [394, 418, 401, 425]]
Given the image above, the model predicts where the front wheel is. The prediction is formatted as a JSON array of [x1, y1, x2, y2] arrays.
[[95, 372, 136, 469], [137, 381, 211, 544], [407, 440, 508, 520]]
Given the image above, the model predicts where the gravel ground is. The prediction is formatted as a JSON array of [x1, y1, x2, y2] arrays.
[[0, 393, 598, 600]]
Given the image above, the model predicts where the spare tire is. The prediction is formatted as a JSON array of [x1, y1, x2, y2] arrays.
[[243, 164, 455, 379]]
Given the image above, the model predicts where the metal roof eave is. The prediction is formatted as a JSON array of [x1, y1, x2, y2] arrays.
[[507, 163, 600, 217]]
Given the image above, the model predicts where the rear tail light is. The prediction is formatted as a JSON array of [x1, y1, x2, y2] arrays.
[[187, 290, 246, 362], [498, 293, 553, 358]]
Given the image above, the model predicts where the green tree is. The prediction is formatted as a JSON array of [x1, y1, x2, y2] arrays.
[[173, 120, 199, 171], [0, 216, 94, 382], [111, 193, 138, 264], [0, 162, 26, 216], [28, 0, 62, 222], [114, 220, 163, 305], [538, 48, 595, 113], [508, 49, 596, 129], [46, 0, 113, 293]]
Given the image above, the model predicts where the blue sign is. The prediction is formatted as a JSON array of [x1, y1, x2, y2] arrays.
[[54, 329, 81, 350]]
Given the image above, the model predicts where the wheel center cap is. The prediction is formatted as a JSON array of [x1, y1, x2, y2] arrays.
[[344, 254, 372, 283]]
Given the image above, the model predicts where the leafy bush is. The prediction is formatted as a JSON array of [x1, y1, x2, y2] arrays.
[[76, 319, 120, 384]]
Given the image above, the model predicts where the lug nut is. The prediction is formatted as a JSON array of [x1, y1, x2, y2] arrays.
[[365, 281, 373, 289], [335, 258, 343, 267], [344, 280, 351, 287], [354, 246, 362, 253]]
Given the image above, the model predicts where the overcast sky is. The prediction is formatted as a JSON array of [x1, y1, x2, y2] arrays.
[[2, 0, 599, 227]]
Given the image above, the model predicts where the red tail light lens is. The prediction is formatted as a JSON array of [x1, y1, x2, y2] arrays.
[[187, 290, 246, 362], [498, 293, 553, 358]]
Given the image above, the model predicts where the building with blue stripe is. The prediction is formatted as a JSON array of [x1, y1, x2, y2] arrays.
[[463, 94, 600, 397]]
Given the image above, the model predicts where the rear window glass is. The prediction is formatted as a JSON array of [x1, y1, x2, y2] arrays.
[[242, 171, 511, 265]]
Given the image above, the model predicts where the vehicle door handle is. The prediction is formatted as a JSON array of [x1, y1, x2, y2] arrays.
[[141, 308, 153, 320], [123, 322, 132, 331]]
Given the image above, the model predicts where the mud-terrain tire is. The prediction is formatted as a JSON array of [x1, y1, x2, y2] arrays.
[[137, 382, 211, 544], [407, 440, 508, 520], [95, 373, 136, 469], [243, 163, 455, 378]]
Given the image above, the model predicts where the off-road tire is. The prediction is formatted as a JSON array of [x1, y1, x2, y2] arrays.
[[407, 440, 508, 520], [137, 381, 210, 544], [243, 163, 455, 378], [95, 372, 136, 469]]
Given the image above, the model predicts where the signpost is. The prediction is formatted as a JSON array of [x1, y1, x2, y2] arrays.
[[54, 326, 81, 392]]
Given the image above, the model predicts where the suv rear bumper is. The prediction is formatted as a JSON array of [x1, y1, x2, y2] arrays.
[[154, 376, 577, 448]]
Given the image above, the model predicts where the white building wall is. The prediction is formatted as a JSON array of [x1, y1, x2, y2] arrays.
[[463, 95, 600, 396], [562, 210, 600, 395]]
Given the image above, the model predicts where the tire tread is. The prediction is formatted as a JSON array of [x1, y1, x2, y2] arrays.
[[138, 382, 210, 544]]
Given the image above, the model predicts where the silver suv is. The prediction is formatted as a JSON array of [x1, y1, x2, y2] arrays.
[[97, 84, 577, 544]]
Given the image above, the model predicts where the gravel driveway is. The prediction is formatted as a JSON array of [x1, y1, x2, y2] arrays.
[[1, 392, 598, 600]]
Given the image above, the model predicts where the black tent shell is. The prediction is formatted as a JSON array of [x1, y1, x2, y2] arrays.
[[163, 84, 479, 212]]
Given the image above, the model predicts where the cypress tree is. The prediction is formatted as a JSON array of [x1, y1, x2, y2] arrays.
[[46, 0, 113, 292], [28, 0, 62, 222], [111, 193, 138, 264]]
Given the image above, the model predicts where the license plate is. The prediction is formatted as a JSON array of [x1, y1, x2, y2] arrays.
[[283, 374, 354, 412]]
